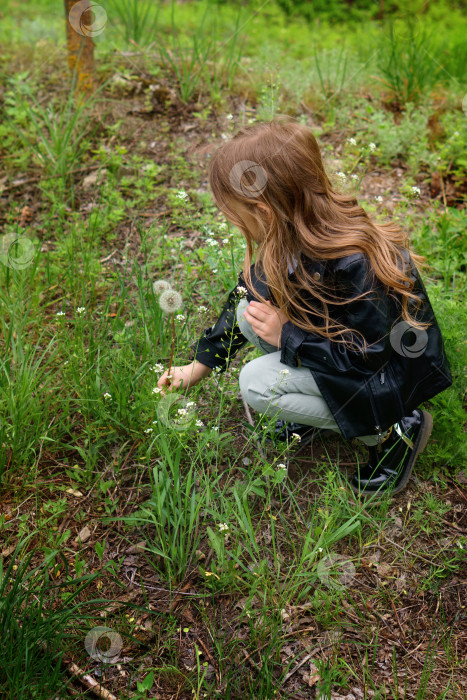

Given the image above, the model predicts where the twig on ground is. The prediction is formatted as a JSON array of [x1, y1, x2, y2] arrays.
[[63, 658, 117, 700]]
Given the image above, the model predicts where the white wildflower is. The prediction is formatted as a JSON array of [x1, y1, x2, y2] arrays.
[[218, 523, 229, 532], [351, 174, 359, 181], [76, 307, 85, 314], [222, 238, 229, 244], [291, 432, 302, 442], [186, 401, 196, 407], [195, 419, 204, 428], [144, 428, 153, 433], [375, 195, 383, 203], [218, 223, 227, 230], [369, 142, 376, 152], [212, 426, 219, 431], [103, 392, 112, 400], [348, 137, 357, 146], [276, 463, 287, 471], [152, 387, 162, 394], [318, 547, 323, 553], [411, 186, 421, 197], [175, 314, 185, 321], [176, 189, 188, 200], [153, 279, 172, 295], [152, 420, 158, 424], [212, 269, 218, 273], [159, 289, 183, 314], [56, 311, 65, 316], [226, 114, 233, 120], [177, 408, 188, 416], [280, 369, 290, 376], [336, 171, 346, 181], [151, 363, 165, 373], [236, 285, 248, 297], [207, 239, 217, 247], [198, 305, 208, 313]]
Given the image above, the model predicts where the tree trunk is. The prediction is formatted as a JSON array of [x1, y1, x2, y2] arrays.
[[64, 0, 96, 94]]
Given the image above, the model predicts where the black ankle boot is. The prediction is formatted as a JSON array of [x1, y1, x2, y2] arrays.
[[350, 409, 433, 496]]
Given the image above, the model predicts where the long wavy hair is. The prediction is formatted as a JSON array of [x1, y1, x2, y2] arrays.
[[206, 116, 430, 353]]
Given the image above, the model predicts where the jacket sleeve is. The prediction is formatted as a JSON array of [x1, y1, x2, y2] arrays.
[[280, 256, 394, 375], [189, 272, 250, 373]]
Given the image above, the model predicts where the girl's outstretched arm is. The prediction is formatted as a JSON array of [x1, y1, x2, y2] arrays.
[[189, 272, 251, 373]]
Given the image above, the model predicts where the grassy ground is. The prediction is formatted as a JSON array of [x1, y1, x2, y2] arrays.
[[0, 0, 466, 698]]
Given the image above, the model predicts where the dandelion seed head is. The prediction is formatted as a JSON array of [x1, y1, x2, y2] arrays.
[[159, 289, 183, 314], [153, 279, 172, 296]]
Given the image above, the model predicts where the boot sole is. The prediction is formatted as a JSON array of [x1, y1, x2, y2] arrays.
[[352, 410, 433, 498], [391, 409, 433, 495]]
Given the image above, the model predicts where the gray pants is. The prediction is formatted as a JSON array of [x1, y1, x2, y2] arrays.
[[236, 299, 380, 446]]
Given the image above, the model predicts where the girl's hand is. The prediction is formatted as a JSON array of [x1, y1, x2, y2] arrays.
[[157, 361, 212, 396], [243, 300, 289, 348]]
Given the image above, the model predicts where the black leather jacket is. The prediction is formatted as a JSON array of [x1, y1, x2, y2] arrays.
[[190, 251, 452, 440]]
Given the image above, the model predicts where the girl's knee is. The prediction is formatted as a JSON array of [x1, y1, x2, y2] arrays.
[[236, 299, 249, 326]]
